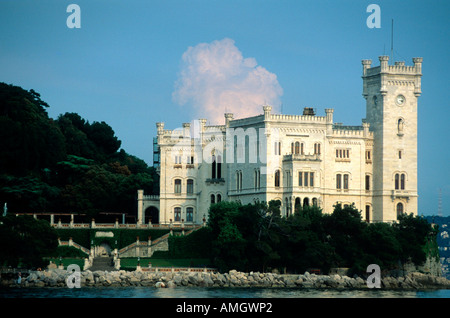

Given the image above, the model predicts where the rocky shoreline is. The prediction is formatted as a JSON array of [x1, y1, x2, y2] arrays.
[[2, 268, 450, 290]]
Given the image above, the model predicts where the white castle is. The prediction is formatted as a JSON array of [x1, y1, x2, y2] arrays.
[[138, 55, 422, 225]]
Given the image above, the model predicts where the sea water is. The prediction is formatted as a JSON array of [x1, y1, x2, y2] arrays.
[[1, 286, 449, 298]]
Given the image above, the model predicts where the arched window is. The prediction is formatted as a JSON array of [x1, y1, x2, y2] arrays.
[[236, 171, 243, 191], [395, 173, 399, 190], [236, 171, 240, 191], [174, 207, 181, 221], [400, 173, 405, 190], [210, 194, 215, 205], [336, 174, 342, 189], [285, 197, 290, 217], [239, 171, 243, 190], [257, 170, 260, 189], [365, 175, 370, 191], [314, 143, 321, 155], [253, 169, 261, 190], [174, 179, 181, 193], [217, 155, 222, 179], [396, 202, 404, 218], [312, 198, 318, 206], [398, 118, 404, 134], [365, 205, 370, 223], [187, 179, 194, 194], [295, 142, 300, 154], [295, 197, 301, 211], [343, 174, 349, 190], [217, 194, 222, 203], [275, 170, 280, 187], [211, 155, 216, 179], [303, 197, 310, 207], [186, 207, 194, 222]]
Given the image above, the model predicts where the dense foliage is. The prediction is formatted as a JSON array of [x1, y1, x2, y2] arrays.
[[0, 214, 58, 268], [0, 83, 158, 219], [207, 201, 437, 275]]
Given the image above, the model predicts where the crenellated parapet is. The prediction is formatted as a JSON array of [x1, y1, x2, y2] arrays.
[[362, 56, 422, 97]]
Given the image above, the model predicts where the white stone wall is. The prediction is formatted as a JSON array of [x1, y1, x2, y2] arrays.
[[148, 56, 421, 224]]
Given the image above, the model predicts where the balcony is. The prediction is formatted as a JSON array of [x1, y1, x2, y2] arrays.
[[283, 154, 321, 162], [205, 178, 225, 185], [391, 190, 410, 201]]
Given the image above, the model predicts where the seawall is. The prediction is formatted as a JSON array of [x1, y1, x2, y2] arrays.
[[2, 269, 450, 290]]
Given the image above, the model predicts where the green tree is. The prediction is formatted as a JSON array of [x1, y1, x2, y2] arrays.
[[278, 205, 335, 273], [0, 214, 58, 268], [355, 222, 401, 273], [0, 83, 66, 176], [323, 203, 367, 271], [394, 213, 433, 267]]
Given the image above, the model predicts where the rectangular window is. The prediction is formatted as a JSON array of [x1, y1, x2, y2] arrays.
[[399, 150, 402, 159], [304, 172, 309, 187], [336, 148, 350, 159], [298, 171, 303, 186], [365, 175, 370, 191], [365, 150, 372, 163], [310, 172, 314, 187], [285, 170, 291, 187]]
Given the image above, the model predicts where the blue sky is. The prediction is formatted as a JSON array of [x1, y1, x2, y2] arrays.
[[1, 0, 449, 216]]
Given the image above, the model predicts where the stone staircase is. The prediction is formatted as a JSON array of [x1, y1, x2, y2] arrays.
[[89, 257, 116, 271]]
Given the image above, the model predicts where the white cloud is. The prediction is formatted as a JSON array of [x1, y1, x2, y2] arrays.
[[172, 38, 283, 124]]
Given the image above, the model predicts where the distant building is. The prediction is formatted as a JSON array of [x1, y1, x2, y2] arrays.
[[138, 56, 422, 225]]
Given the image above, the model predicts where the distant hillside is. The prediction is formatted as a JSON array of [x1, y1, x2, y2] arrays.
[[0, 82, 159, 219], [425, 215, 450, 279]]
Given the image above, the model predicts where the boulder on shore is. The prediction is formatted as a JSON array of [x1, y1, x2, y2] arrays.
[[2, 268, 450, 290]]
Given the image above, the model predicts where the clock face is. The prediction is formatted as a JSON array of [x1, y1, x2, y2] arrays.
[[396, 95, 405, 105]]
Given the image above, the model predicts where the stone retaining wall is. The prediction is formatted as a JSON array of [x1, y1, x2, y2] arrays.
[[2, 269, 450, 290]]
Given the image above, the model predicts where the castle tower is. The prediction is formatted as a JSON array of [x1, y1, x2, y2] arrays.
[[362, 56, 422, 222]]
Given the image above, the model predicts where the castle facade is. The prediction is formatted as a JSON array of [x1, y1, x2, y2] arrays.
[[138, 56, 422, 225]]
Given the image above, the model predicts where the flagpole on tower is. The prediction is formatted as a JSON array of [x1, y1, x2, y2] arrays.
[[390, 19, 394, 64]]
